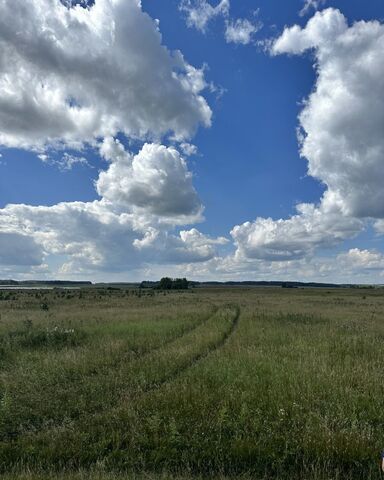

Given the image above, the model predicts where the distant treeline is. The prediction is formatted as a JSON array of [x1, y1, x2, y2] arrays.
[[1, 279, 379, 289], [195, 281, 364, 288], [140, 280, 378, 289], [140, 277, 189, 290]]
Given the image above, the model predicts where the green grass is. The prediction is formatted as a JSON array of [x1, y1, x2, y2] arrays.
[[1, 286, 384, 479]]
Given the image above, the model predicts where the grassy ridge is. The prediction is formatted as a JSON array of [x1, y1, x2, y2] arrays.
[[1, 287, 384, 479]]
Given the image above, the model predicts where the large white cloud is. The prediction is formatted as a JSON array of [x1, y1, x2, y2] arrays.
[[0, 140, 226, 272], [134, 227, 228, 264], [231, 202, 362, 261], [0, 200, 226, 272], [0, 0, 211, 150], [97, 141, 203, 222], [273, 8, 384, 219]]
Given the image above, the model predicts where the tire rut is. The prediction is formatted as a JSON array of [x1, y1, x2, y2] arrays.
[[139, 304, 241, 394], [135, 304, 219, 361]]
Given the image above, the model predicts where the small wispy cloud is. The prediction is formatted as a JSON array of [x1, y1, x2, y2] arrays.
[[299, 0, 327, 17], [179, 0, 230, 32], [38, 152, 92, 172], [225, 18, 262, 45], [180, 1, 262, 46], [179, 142, 198, 156]]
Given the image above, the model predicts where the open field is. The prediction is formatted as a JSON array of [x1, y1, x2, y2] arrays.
[[1, 286, 384, 479]]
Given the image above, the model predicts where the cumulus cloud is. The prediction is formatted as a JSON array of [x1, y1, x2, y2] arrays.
[[180, 0, 229, 32], [273, 9, 384, 219], [231, 202, 362, 261], [135, 227, 228, 264], [225, 18, 261, 45], [0, 201, 225, 272], [0, 0, 211, 150], [337, 248, 384, 272], [0, 140, 226, 272], [97, 141, 203, 222]]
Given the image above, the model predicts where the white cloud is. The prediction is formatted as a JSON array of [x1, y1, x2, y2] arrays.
[[180, 0, 230, 32], [273, 8, 347, 55], [134, 227, 228, 264], [225, 18, 261, 45], [179, 142, 198, 156], [99, 136, 131, 164], [272, 9, 384, 219], [60, 153, 91, 171], [337, 248, 384, 271], [231, 202, 362, 261], [170, 245, 384, 284], [38, 152, 91, 171], [180, 1, 261, 46], [0, 201, 225, 272], [0, 0, 211, 151], [0, 140, 226, 272], [97, 141, 203, 222], [299, 0, 327, 17]]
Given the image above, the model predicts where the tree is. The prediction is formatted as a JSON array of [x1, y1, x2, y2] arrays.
[[156, 277, 189, 290], [158, 277, 173, 290]]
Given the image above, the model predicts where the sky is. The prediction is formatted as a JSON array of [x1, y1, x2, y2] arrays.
[[0, 0, 384, 283]]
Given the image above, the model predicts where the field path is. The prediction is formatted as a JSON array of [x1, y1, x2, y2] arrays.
[[140, 304, 241, 393], [54, 304, 242, 445], [135, 303, 219, 361]]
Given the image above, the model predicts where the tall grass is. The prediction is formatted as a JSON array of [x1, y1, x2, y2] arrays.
[[1, 287, 384, 479]]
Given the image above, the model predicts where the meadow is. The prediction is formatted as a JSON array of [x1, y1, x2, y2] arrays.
[[0, 285, 384, 479]]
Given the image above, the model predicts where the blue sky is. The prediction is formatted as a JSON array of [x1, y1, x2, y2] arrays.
[[0, 0, 384, 282]]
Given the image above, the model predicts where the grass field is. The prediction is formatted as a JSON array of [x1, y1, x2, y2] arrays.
[[1, 286, 384, 479]]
